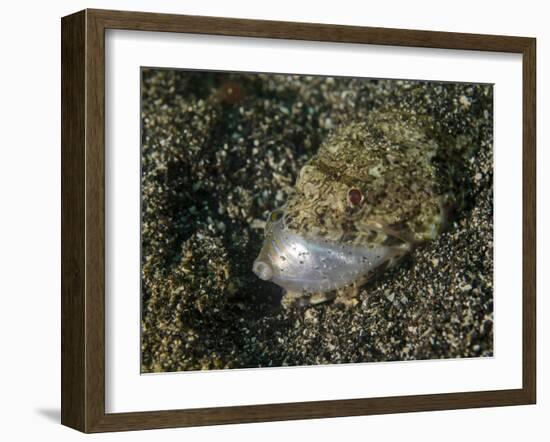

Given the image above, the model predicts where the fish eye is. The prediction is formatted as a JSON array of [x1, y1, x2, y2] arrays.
[[270, 209, 284, 222], [347, 188, 364, 206]]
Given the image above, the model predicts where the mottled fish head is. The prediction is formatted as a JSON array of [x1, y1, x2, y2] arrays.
[[253, 115, 453, 296], [280, 119, 451, 246]]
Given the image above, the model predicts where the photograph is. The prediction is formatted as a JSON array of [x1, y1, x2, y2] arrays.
[[140, 69, 494, 373]]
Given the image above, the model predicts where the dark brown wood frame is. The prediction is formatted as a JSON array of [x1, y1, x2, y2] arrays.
[[61, 8, 536, 433]]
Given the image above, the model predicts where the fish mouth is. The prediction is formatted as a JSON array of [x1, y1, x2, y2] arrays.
[[253, 260, 273, 281]]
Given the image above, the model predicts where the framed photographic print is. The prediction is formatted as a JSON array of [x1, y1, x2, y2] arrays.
[[61, 9, 536, 433]]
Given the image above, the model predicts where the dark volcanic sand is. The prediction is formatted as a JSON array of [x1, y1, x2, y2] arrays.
[[140, 70, 493, 372]]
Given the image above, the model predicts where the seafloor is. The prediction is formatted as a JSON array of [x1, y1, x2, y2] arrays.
[[140, 69, 493, 373]]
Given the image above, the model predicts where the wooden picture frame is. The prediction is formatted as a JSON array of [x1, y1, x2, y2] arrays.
[[61, 8, 536, 433]]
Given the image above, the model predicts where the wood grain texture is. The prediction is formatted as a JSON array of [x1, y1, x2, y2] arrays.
[[522, 38, 536, 404], [85, 9, 107, 432], [60, 8, 537, 433], [90, 8, 532, 52], [61, 10, 86, 431]]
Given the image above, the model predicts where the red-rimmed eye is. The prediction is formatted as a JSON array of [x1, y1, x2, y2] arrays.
[[347, 188, 364, 206]]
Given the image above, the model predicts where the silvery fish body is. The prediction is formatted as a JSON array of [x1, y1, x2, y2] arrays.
[[253, 215, 398, 294], [253, 111, 464, 306]]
